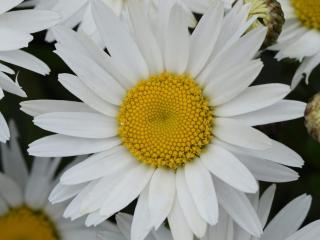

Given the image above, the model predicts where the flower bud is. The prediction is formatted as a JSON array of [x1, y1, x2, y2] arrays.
[[243, 0, 285, 48], [305, 93, 320, 142]]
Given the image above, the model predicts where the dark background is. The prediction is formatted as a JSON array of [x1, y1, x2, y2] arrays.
[[1, 28, 320, 225]]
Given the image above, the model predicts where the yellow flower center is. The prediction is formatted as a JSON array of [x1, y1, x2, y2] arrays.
[[0, 206, 59, 240], [118, 72, 213, 170], [291, 0, 320, 30]]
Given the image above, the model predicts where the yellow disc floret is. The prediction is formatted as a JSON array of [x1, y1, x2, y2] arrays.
[[118, 72, 213, 170], [291, 0, 320, 30], [0, 206, 59, 240]]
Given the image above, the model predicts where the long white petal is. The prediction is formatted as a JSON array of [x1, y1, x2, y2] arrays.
[[261, 195, 312, 240], [214, 118, 272, 150], [216, 84, 290, 117], [0, 10, 60, 33], [0, 173, 23, 207], [201, 144, 258, 193], [0, 50, 49, 75], [34, 112, 117, 139], [258, 185, 276, 228], [100, 164, 154, 218], [176, 169, 207, 238], [131, 187, 153, 240], [20, 100, 96, 117], [286, 221, 320, 240], [28, 134, 119, 157], [60, 147, 135, 185], [164, 4, 190, 74], [232, 100, 306, 126], [149, 168, 175, 229], [0, 0, 23, 14], [188, 2, 223, 76], [184, 160, 218, 225], [215, 178, 263, 237], [92, 0, 149, 85], [168, 198, 193, 240]]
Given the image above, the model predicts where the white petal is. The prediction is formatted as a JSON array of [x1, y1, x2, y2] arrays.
[[49, 183, 85, 204], [198, 27, 266, 86], [188, 2, 223, 76], [214, 118, 272, 150], [203, 60, 263, 106], [0, 28, 32, 51], [55, 44, 125, 105], [28, 134, 120, 157], [149, 168, 175, 229], [0, 0, 23, 14], [164, 4, 190, 74], [0, 50, 49, 75], [286, 220, 320, 240], [218, 139, 304, 168], [116, 213, 132, 240], [201, 144, 258, 193], [205, 208, 234, 240], [216, 84, 290, 117], [80, 168, 132, 215], [215, 178, 262, 237], [92, 0, 149, 85], [34, 112, 117, 139], [58, 73, 118, 117], [60, 147, 135, 185], [100, 165, 154, 218], [0, 173, 23, 207], [1, 121, 28, 188], [232, 100, 306, 126], [128, 0, 163, 74], [176, 169, 207, 238], [258, 185, 276, 228], [261, 195, 312, 240], [25, 158, 59, 208], [184, 160, 218, 225], [0, 113, 9, 143], [238, 154, 299, 183], [168, 198, 193, 240], [0, 10, 60, 33], [131, 187, 153, 240], [20, 100, 96, 117], [291, 52, 320, 89], [0, 71, 26, 97]]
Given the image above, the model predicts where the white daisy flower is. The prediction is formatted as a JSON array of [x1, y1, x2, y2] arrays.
[[21, 0, 306, 239], [204, 185, 320, 240], [0, 0, 59, 142], [270, 0, 320, 89], [0, 122, 98, 240], [22, 0, 196, 45]]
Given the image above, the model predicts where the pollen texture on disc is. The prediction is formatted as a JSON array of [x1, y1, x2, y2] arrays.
[[118, 72, 214, 170], [291, 0, 320, 30]]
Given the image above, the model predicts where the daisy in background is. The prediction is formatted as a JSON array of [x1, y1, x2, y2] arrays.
[[96, 186, 320, 240], [21, 0, 196, 45], [0, 0, 59, 142], [21, 0, 305, 239], [270, 0, 320, 89], [0, 122, 98, 240], [204, 185, 320, 240]]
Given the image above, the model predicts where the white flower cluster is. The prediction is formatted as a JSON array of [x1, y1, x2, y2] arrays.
[[0, 0, 319, 240]]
